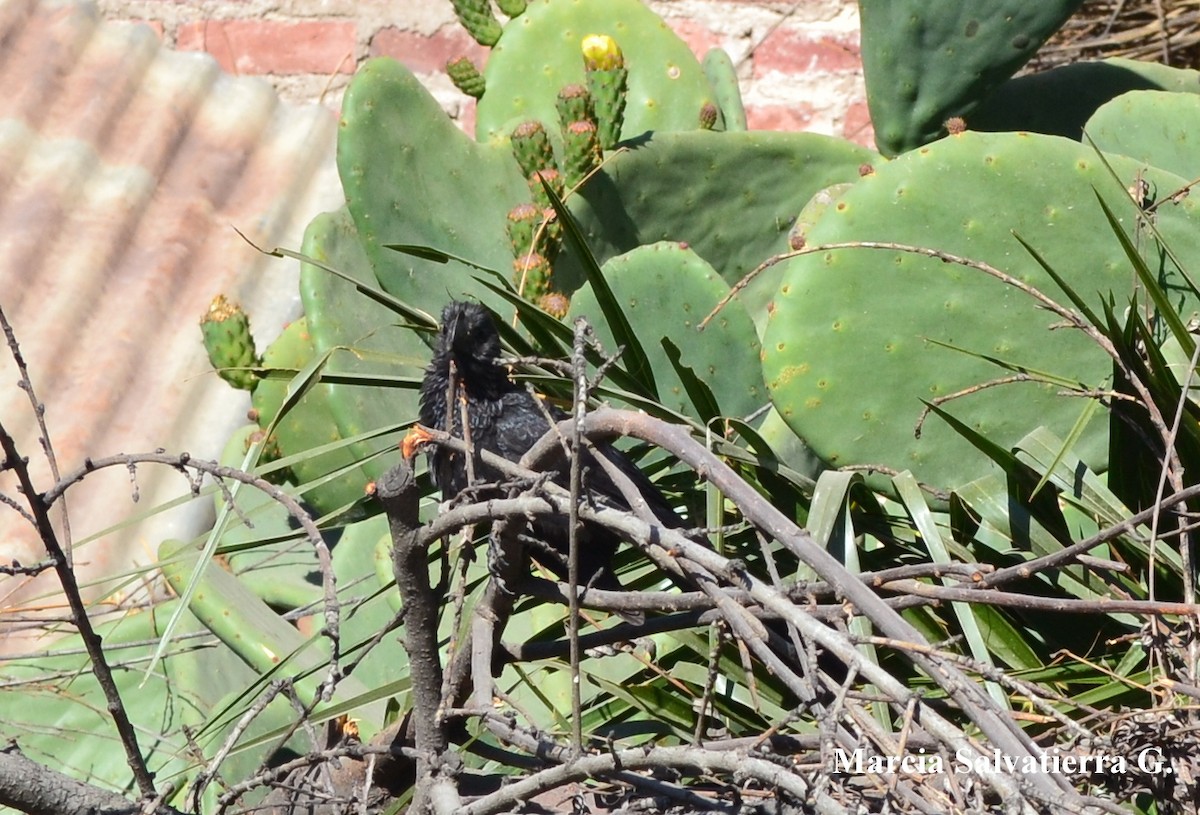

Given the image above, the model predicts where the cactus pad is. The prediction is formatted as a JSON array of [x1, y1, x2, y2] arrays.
[[568, 241, 766, 421], [1085, 90, 1200, 181], [762, 130, 1200, 491], [476, 0, 718, 146], [338, 58, 529, 314], [560, 130, 875, 317], [860, 0, 1084, 156]]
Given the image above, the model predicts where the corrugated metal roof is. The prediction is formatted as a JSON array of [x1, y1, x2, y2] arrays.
[[0, 0, 342, 635]]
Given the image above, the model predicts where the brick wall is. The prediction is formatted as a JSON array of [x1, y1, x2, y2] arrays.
[[96, 0, 872, 146]]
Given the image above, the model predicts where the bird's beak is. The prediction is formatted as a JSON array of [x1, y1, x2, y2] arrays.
[[446, 308, 466, 352]]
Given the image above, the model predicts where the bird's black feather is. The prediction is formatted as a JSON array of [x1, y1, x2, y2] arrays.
[[418, 301, 680, 602]]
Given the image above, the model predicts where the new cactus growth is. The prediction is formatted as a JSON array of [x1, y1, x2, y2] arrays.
[[562, 119, 601, 186], [495, 0, 527, 16], [539, 291, 570, 318], [510, 119, 559, 178], [201, 294, 260, 391], [582, 34, 628, 149], [446, 55, 486, 98], [506, 202, 541, 257], [513, 250, 553, 300], [528, 167, 565, 209], [450, 0, 502, 46], [698, 102, 718, 130], [555, 83, 596, 127]]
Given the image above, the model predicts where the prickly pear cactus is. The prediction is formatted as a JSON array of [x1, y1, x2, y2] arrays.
[[295, 207, 417, 499], [702, 48, 746, 132], [560, 130, 876, 318], [0, 594, 262, 800], [762, 130, 1200, 491], [250, 316, 377, 517], [968, 58, 1200, 140], [476, 0, 721, 146], [1084, 90, 1200, 180], [338, 57, 529, 315], [568, 241, 765, 421], [859, 0, 1084, 156]]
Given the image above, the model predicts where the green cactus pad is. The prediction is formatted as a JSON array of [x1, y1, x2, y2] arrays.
[[788, 182, 856, 251], [296, 207, 416, 506], [701, 48, 743, 132], [968, 58, 1200, 141], [762, 130, 1200, 492], [250, 316, 378, 517], [860, 0, 1084, 156], [568, 241, 766, 421], [0, 596, 259, 798], [476, 0, 718, 146], [338, 58, 529, 314], [201, 294, 260, 391], [159, 539, 377, 720], [559, 130, 875, 320], [1085, 90, 1200, 181]]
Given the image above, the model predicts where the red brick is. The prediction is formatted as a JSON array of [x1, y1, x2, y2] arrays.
[[745, 103, 815, 132], [842, 99, 875, 147], [666, 18, 723, 61], [753, 30, 860, 78], [370, 25, 488, 75], [176, 20, 357, 76]]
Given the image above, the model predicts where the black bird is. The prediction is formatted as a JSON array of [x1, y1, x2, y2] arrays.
[[417, 300, 678, 608]]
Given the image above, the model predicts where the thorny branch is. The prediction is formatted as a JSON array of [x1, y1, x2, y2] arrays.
[[407, 410, 1170, 813]]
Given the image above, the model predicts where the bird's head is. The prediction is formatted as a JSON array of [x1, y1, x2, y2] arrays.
[[437, 300, 503, 373]]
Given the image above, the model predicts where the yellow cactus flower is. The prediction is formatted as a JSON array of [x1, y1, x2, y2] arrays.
[[581, 34, 624, 71]]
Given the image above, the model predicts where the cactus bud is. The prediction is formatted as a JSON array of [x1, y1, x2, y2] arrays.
[[201, 294, 260, 391], [510, 120, 558, 178], [450, 0, 502, 46], [538, 292, 570, 319], [446, 56, 486, 99], [495, 0, 526, 16], [505, 203, 540, 257], [555, 83, 596, 128], [562, 119, 601, 187], [528, 167, 564, 210], [512, 251, 553, 299], [698, 101, 718, 130], [582, 34, 628, 149], [944, 116, 967, 135]]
